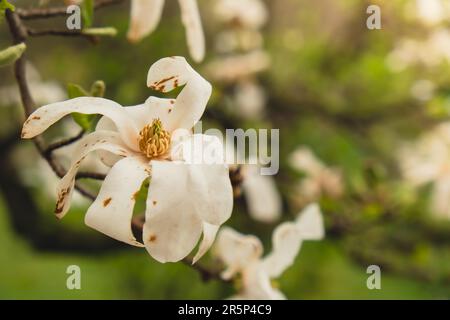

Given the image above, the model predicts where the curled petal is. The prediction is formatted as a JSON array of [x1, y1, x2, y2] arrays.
[[22, 97, 140, 151], [192, 222, 220, 264], [262, 203, 324, 278], [127, 0, 165, 43], [85, 156, 149, 247], [214, 227, 263, 280], [261, 223, 303, 278], [242, 165, 282, 223], [178, 0, 205, 62], [55, 131, 132, 219], [147, 56, 212, 130]]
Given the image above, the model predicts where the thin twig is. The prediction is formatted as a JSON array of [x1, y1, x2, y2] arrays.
[[44, 130, 85, 155], [17, 0, 126, 20], [76, 172, 107, 180], [27, 28, 98, 42]]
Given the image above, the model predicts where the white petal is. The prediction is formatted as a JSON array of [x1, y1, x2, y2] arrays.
[[192, 222, 220, 264], [262, 203, 324, 278], [22, 97, 140, 151], [242, 165, 282, 223], [127, 0, 165, 43], [261, 223, 303, 278], [295, 203, 325, 240], [171, 134, 225, 165], [55, 131, 132, 218], [177, 0, 205, 62], [147, 56, 211, 130], [143, 161, 206, 263], [214, 227, 263, 280], [84, 156, 149, 247]]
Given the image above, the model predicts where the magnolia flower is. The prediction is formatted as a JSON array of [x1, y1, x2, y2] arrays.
[[289, 147, 343, 204], [214, 203, 324, 299], [127, 0, 205, 62], [21, 56, 233, 263], [399, 123, 450, 219]]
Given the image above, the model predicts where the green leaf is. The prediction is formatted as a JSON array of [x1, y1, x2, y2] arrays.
[[82, 27, 118, 37], [67, 83, 89, 99], [67, 82, 97, 131], [0, 0, 14, 14], [81, 0, 94, 28], [0, 43, 26, 67]]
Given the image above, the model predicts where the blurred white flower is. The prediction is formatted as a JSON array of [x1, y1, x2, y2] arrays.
[[414, 0, 450, 26], [206, 50, 270, 83], [399, 123, 450, 219], [127, 0, 205, 62], [214, 29, 264, 53], [233, 80, 266, 119], [214, 0, 268, 30], [21, 56, 233, 263], [242, 164, 282, 223], [386, 28, 450, 72], [410, 79, 435, 101], [214, 203, 324, 300], [289, 147, 343, 204], [0, 63, 66, 107], [224, 142, 281, 223]]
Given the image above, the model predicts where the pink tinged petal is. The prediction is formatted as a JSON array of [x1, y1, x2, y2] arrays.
[[295, 203, 325, 240], [177, 0, 205, 62], [127, 0, 165, 43], [85, 157, 149, 247], [146, 56, 212, 130], [143, 161, 204, 263], [214, 227, 263, 280], [192, 222, 219, 264], [55, 131, 133, 219], [242, 165, 282, 223], [22, 97, 141, 151]]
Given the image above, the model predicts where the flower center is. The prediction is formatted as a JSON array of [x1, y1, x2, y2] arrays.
[[138, 119, 171, 159]]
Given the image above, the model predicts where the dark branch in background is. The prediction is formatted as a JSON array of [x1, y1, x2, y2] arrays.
[[44, 129, 85, 155], [27, 28, 99, 43], [16, 0, 126, 20]]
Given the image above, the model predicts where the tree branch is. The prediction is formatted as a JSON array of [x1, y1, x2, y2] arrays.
[[16, 0, 126, 20]]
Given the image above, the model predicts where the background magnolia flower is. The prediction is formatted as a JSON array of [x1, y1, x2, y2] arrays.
[[399, 123, 450, 219], [413, 0, 450, 26], [21, 56, 233, 263], [223, 141, 282, 223], [214, 203, 324, 300], [386, 28, 450, 72], [214, 0, 268, 30], [127, 0, 205, 62], [0, 62, 66, 107], [289, 146, 343, 205]]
